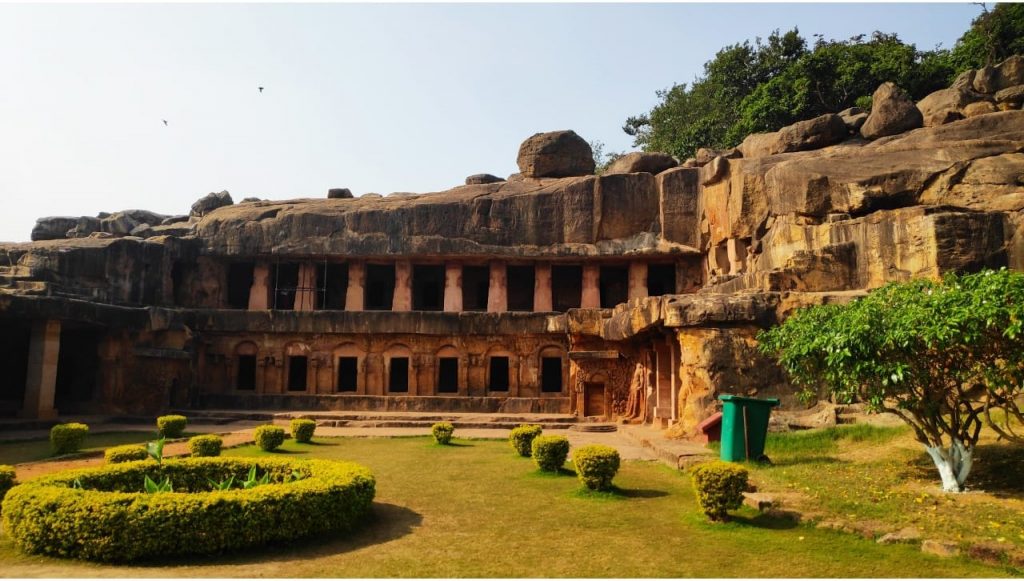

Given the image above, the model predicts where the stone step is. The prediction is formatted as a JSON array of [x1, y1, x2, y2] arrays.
[[568, 423, 618, 433], [173, 408, 579, 428], [0, 265, 31, 277], [320, 419, 577, 430]]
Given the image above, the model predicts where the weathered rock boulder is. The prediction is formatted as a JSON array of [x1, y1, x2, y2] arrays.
[[739, 114, 848, 158], [962, 100, 999, 118], [161, 215, 189, 226], [916, 87, 988, 126], [30, 217, 79, 241], [995, 84, 1024, 106], [837, 107, 868, 132], [695, 148, 741, 166], [516, 130, 595, 178], [327, 188, 353, 199], [190, 191, 233, 217], [973, 55, 1024, 94], [465, 173, 505, 185], [99, 210, 168, 236], [861, 82, 923, 140], [603, 152, 678, 175]]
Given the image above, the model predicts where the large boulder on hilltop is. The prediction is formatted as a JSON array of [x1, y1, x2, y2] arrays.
[[995, 85, 1024, 107], [837, 107, 868, 132], [739, 113, 848, 158], [327, 188, 353, 199], [861, 82, 923, 140], [973, 55, 1024, 94], [516, 130, 595, 178], [916, 87, 990, 127], [465, 173, 505, 185], [190, 191, 234, 217], [695, 148, 741, 166], [604, 152, 678, 175], [963, 101, 999, 118], [31, 216, 78, 241]]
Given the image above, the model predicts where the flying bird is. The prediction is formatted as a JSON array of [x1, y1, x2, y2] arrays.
[[162, 119, 168, 126], [258, 86, 264, 94]]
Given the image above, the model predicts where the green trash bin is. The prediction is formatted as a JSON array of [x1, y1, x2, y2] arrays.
[[718, 394, 780, 462]]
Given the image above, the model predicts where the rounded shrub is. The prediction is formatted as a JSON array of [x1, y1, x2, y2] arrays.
[[509, 424, 543, 457], [572, 445, 621, 491], [50, 423, 88, 456], [291, 419, 317, 443], [531, 435, 570, 472], [156, 415, 188, 438], [0, 465, 16, 502], [254, 425, 286, 451], [104, 445, 149, 465], [188, 434, 222, 457], [690, 461, 749, 522], [1, 456, 375, 562], [431, 422, 454, 445]]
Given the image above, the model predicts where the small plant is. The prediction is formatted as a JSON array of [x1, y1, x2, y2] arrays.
[[104, 445, 149, 464], [254, 425, 286, 451], [241, 465, 271, 489], [70, 478, 84, 490], [431, 422, 455, 445], [291, 418, 317, 443], [531, 435, 570, 472], [146, 437, 167, 465], [207, 474, 236, 491], [143, 474, 173, 494], [573, 445, 621, 491], [287, 469, 307, 483], [50, 423, 89, 455], [509, 424, 543, 457], [156, 415, 188, 438], [188, 434, 223, 457], [690, 461, 749, 522], [0, 464, 17, 501]]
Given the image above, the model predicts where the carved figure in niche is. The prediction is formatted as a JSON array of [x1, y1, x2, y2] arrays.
[[622, 360, 648, 423]]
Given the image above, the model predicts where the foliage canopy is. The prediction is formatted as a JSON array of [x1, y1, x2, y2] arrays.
[[758, 269, 1024, 491]]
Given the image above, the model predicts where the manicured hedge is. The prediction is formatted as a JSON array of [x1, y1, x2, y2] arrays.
[[50, 423, 88, 455], [188, 434, 222, 457], [572, 445, 621, 491], [291, 419, 317, 443], [690, 461, 748, 521], [0, 465, 16, 502], [531, 435, 569, 472], [157, 415, 188, 438], [431, 422, 454, 445], [104, 445, 149, 464], [509, 424, 542, 457], [255, 425, 286, 451], [2, 457, 376, 562]]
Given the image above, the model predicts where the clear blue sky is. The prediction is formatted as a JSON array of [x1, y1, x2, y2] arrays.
[[0, 2, 981, 241]]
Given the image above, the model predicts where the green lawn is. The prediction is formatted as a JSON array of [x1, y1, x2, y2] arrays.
[[0, 435, 1013, 577], [746, 425, 1024, 553], [0, 431, 171, 465]]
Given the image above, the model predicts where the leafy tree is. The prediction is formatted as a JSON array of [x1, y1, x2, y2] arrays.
[[949, 2, 1024, 70], [589, 140, 625, 175], [758, 269, 1024, 492]]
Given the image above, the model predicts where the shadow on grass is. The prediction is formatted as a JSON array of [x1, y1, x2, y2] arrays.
[[301, 440, 340, 447], [435, 441, 475, 448], [909, 443, 1024, 498], [267, 448, 309, 455], [529, 467, 577, 478], [727, 512, 800, 530], [124, 502, 422, 568], [572, 486, 670, 500]]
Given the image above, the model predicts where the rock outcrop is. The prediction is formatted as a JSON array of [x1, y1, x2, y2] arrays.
[[604, 152, 678, 175], [327, 188, 353, 199], [861, 82, 923, 139], [516, 130, 595, 178], [190, 191, 234, 217]]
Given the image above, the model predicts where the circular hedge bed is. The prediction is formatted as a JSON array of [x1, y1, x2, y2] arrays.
[[1, 457, 375, 562]]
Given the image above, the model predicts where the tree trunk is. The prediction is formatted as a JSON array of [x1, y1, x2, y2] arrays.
[[925, 440, 974, 493]]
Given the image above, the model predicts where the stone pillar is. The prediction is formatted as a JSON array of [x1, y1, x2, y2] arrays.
[[534, 262, 553, 312], [444, 263, 463, 312], [22, 319, 61, 420], [628, 261, 648, 301], [653, 339, 674, 427], [487, 260, 507, 313], [393, 260, 412, 312], [581, 264, 600, 308], [294, 263, 318, 311], [346, 261, 365, 312], [248, 262, 270, 310], [727, 238, 747, 274]]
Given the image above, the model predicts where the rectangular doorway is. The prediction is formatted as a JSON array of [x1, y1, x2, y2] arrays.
[[287, 356, 308, 392], [389, 357, 409, 393], [584, 382, 606, 417]]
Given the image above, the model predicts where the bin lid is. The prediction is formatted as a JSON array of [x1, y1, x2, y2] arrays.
[[718, 394, 780, 406]]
